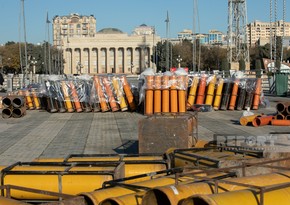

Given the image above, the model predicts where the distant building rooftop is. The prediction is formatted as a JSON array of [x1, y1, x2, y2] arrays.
[[97, 28, 124, 34]]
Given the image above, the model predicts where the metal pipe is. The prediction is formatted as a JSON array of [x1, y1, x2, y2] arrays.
[[2, 107, 12, 119], [187, 76, 199, 109], [2, 96, 12, 108], [12, 96, 25, 108], [252, 78, 262, 110], [213, 78, 224, 111], [142, 171, 290, 205], [170, 75, 178, 113], [145, 75, 154, 115], [103, 77, 119, 112], [228, 79, 239, 110], [220, 81, 233, 110], [162, 75, 170, 113], [120, 75, 136, 111], [12, 106, 26, 118], [196, 75, 206, 104], [205, 75, 216, 106], [154, 75, 162, 114]]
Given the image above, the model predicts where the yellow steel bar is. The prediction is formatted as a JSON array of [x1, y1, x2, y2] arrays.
[[141, 171, 290, 205], [183, 187, 290, 205]]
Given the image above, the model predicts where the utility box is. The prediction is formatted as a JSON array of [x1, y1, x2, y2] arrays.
[[138, 112, 198, 154]]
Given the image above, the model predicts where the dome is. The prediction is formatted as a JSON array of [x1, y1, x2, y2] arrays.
[[98, 28, 124, 34]]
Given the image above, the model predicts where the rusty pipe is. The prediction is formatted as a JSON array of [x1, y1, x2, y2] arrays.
[[12, 96, 25, 108], [12, 107, 26, 118], [2, 107, 12, 119], [2, 96, 12, 108]]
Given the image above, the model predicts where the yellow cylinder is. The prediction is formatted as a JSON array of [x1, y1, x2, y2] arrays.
[[61, 81, 74, 112], [120, 75, 136, 111], [187, 76, 199, 109], [31, 89, 41, 110], [0, 165, 117, 200], [0, 197, 30, 205], [100, 191, 145, 205], [183, 187, 290, 205], [112, 77, 128, 111], [205, 75, 216, 105], [142, 171, 290, 205], [213, 78, 224, 110], [25, 90, 34, 110], [239, 114, 262, 126]]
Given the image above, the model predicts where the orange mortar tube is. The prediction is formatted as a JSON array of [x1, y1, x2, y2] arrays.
[[228, 79, 239, 110], [120, 75, 136, 111], [205, 75, 216, 105], [112, 77, 128, 111], [271, 119, 290, 126], [213, 78, 224, 110], [31, 89, 41, 110], [93, 76, 110, 112], [178, 75, 188, 113], [170, 75, 178, 113], [187, 76, 199, 109], [252, 115, 274, 127], [240, 114, 262, 126], [154, 75, 162, 114], [103, 77, 119, 112], [69, 81, 83, 113], [196, 75, 206, 104], [25, 90, 34, 110], [145, 75, 154, 115], [162, 75, 170, 113], [252, 78, 262, 110], [61, 81, 74, 112]]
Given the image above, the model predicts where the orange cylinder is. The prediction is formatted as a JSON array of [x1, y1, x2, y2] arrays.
[[187, 76, 199, 109], [252, 78, 262, 110], [154, 75, 162, 114], [162, 75, 170, 113], [252, 115, 274, 127], [103, 77, 119, 112], [93, 76, 110, 112], [196, 76, 206, 104], [69, 81, 83, 113], [145, 90, 154, 115], [170, 75, 178, 113], [228, 79, 239, 110], [271, 119, 290, 126], [120, 75, 136, 111], [177, 75, 188, 113], [240, 114, 262, 126], [205, 75, 216, 106], [61, 81, 74, 113]]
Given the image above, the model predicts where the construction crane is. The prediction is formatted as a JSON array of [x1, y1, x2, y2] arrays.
[[227, 0, 249, 70]]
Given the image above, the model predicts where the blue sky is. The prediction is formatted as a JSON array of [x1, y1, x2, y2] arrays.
[[0, 0, 289, 44]]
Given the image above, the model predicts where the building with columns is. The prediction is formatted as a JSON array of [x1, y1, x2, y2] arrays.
[[53, 14, 160, 75]]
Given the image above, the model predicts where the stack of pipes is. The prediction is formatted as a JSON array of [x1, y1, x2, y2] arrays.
[[1, 95, 26, 118]]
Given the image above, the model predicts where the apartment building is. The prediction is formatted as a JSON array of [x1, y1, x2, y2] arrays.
[[247, 20, 290, 46]]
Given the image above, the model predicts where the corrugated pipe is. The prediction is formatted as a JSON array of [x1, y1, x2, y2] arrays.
[[181, 186, 290, 205], [141, 171, 290, 205]]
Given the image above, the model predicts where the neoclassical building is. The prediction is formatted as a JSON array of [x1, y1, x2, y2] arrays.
[[53, 14, 160, 75]]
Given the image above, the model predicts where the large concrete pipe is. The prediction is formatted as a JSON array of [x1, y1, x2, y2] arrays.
[[182, 186, 290, 205], [141, 171, 290, 205], [33, 155, 169, 184], [0, 161, 125, 200]]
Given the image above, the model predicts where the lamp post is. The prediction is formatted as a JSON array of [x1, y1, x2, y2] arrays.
[[177, 55, 182, 68], [30, 57, 37, 83]]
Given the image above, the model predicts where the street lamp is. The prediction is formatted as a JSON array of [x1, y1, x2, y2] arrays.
[[31, 57, 37, 74], [177, 55, 182, 68]]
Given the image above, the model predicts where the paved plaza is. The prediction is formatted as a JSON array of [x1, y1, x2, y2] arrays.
[[0, 95, 289, 166]]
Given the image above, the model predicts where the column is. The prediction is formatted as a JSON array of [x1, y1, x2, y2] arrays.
[[106, 47, 109, 73], [131, 48, 135, 74], [71, 48, 76, 74], [124, 48, 127, 73], [97, 48, 100, 74]]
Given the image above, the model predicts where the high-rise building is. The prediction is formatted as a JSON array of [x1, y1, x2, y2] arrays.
[[247, 20, 290, 46]]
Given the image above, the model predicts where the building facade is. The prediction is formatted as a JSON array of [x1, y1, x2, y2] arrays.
[[53, 14, 160, 75], [247, 20, 290, 46]]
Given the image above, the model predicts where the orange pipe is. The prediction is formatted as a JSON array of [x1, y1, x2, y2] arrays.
[[162, 75, 170, 113], [252, 78, 262, 110], [103, 77, 119, 112], [154, 75, 162, 114], [213, 78, 224, 110], [69, 81, 83, 113], [120, 75, 136, 111], [228, 79, 239, 110], [271, 119, 290, 126], [61, 81, 74, 113], [205, 75, 216, 106], [252, 115, 274, 127], [286, 115, 290, 120], [196, 76, 206, 104], [145, 90, 154, 115], [177, 75, 188, 113], [93, 76, 110, 112], [187, 76, 199, 109], [170, 75, 178, 113], [240, 114, 262, 126]]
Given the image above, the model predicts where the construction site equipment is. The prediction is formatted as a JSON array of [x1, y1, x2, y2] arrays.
[[1, 96, 26, 119], [170, 75, 178, 113], [144, 75, 154, 115], [138, 113, 198, 154], [103, 77, 119, 112], [271, 119, 290, 126], [120, 75, 136, 111], [205, 75, 216, 106], [252, 78, 262, 110], [154, 75, 162, 114]]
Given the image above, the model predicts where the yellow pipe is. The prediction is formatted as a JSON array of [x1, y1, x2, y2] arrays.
[[141, 171, 290, 205], [0, 197, 30, 204], [182, 187, 290, 205], [120, 75, 136, 111], [205, 75, 216, 105], [25, 90, 34, 110], [81, 175, 193, 205], [31, 89, 41, 110], [239, 114, 262, 126], [213, 78, 224, 110], [0, 165, 119, 200], [112, 76, 128, 111], [100, 191, 145, 205], [61, 81, 74, 112], [187, 76, 199, 109]]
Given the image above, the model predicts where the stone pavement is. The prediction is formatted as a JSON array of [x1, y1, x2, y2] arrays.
[[0, 95, 289, 166]]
